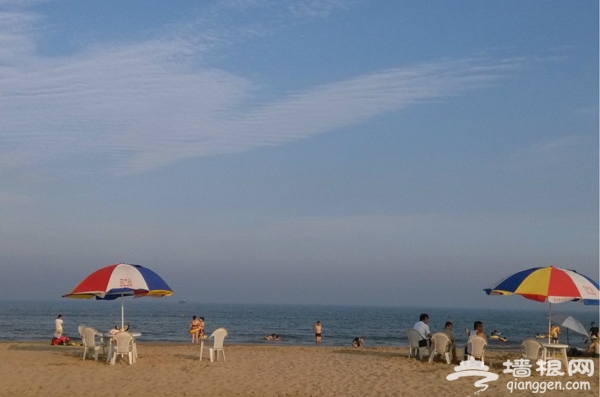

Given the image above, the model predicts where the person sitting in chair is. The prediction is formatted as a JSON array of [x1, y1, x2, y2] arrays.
[[586, 335, 599, 358], [413, 313, 432, 348], [442, 321, 459, 363]]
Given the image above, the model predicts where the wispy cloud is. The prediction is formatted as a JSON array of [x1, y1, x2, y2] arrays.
[[0, 4, 523, 175], [532, 135, 586, 153]]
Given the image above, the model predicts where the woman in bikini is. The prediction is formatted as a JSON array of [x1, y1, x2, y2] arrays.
[[190, 315, 202, 343]]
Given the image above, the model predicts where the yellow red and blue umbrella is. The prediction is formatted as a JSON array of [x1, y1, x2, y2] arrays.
[[484, 266, 599, 343], [63, 263, 173, 328]]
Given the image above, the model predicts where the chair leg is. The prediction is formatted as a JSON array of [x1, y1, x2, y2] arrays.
[[221, 349, 225, 362], [106, 345, 113, 363], [209, 348, 214, 362]]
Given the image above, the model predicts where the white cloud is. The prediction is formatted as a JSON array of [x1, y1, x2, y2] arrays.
[[0, 5, 522, 174], [532, 135, 585, 153]]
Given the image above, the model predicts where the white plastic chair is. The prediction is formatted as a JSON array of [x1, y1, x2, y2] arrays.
[[429, 332, 452, 364], [466, 336, 487, 362], [406, 329, 429, 360], [521, 339, 544, 360], [110, 332, 136, 365], [81, 326, 105, 361], [209, 328, 228, 362], [78, 325, 85, 345]]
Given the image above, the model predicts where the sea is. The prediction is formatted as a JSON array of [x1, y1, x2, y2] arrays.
[[1, 300, 597, 351]]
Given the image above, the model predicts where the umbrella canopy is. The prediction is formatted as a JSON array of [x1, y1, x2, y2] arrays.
[[484, 266, 599, 343], [551, 314, 589, 337], [63, 263, 173, 328], [551, 314, 588, 345], [484, 266, 599, 304]]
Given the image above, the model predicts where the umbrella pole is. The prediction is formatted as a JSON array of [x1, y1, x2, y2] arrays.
[[548, 302, 552, 344], [121, 294, 124, 329]]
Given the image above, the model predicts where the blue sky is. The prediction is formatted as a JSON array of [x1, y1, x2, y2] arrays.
[[1, 0, 598, 311]]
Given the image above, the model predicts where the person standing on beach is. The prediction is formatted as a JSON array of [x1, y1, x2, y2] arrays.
[[54, 314, 64, 338], [590, 322, 599, 339], [190, 315, 202, 343], [313, 321, 322, 344], [198, 317, 205, 337]]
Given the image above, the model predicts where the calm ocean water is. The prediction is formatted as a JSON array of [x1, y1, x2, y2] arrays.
[[0, 300, 597, 351]]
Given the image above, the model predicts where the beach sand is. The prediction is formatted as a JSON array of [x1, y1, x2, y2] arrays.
[[1, 342, 598, 396]]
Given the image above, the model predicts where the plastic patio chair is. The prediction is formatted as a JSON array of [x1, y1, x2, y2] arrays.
[[209, 328, 228, 362], [78, 325, 85, 344], [406, 329, 429, 360], [110, 332, 136, 365], [429, 332, 452, 364], [466, 336, 487, 363], [521, 339, 544, 361], [81, 326, 106, 362]]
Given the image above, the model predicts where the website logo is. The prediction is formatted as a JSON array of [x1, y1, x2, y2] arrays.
[[446, 357, 595, 395], [446, 357, 499, 395]]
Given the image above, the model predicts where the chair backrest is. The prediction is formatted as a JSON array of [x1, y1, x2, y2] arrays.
[[467, 336, 487, 359], [113, 332, 134, 354], [405, 329, 424, 348], [431, 332, 451, 354], [210, 328, 228, 349], [81, 327, 100, 347], [521, 339, 543, 360]]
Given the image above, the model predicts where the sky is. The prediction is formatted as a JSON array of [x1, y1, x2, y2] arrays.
[[1, 0, 598, 311]]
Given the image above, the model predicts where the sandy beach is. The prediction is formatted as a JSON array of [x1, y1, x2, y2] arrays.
[[0, 341, 598, 397]]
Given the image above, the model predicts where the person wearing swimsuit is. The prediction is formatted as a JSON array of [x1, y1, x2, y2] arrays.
[[313, 321, 322, 344]]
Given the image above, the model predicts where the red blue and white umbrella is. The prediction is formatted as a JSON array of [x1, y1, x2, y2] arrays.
[[63, 263, 173, 328], [484, 266, 599, 343], [484, 266, 599, 304]]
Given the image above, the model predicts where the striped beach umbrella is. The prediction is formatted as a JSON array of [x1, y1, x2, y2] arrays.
[[63, 263, 173, 328], [484, 266, 599, 343]]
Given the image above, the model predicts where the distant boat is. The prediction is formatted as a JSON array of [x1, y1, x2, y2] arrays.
[[178, 300, 187, 304]]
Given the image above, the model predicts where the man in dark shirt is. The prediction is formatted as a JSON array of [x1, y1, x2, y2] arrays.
[[590, 322, 599, 339]]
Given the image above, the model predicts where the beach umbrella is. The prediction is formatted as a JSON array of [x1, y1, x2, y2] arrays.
[[62, 263, 173, 328], [551, 314, 588, 345], [484, 266, 599, 343]]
